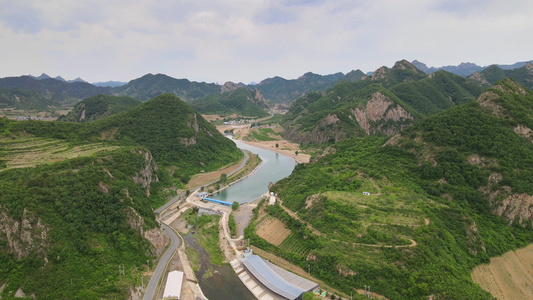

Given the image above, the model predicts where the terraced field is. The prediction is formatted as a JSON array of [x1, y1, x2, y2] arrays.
[[0, 135, 118, 171], [255, 216, 291, 246], [472, 244, 533, 300]]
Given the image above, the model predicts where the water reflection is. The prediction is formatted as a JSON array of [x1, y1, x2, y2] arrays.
[[210, 140, 296, 203]]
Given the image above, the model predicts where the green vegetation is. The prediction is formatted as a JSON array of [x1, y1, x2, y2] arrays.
[[248, 128, 279, 141], [228, 214, 237, 237], [255, 72, 344, 104], [248, 79, 533, 299], [113, 73, 220, 101], [0, 93, 242, 299], [232, 201, 239, 211], [189, 88, 269, 117], [0, 147, 169, 299], [57, 94, 140, 122], [0, 86, 75, 112], [195, 215, 226, 266], [472, 63, 533, 90], [282, 61, 483, 145]]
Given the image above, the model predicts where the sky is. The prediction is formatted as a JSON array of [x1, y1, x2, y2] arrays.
[[0, 0, 532, 84]]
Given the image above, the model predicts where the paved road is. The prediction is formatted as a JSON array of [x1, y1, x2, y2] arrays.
[[143, 148, 250, 300], [155, 149, 249, 214], [143, 224, 179, 300]]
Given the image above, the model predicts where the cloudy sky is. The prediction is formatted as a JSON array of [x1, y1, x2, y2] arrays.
[[1, 0, 532, 84]]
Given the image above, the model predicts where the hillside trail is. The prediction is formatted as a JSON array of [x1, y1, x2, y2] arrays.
[[276, 198, 419, 248]]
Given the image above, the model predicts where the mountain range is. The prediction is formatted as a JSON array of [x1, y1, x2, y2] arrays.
[[2, 58, 531, 113], [412, 59, 533, 77], [282, 60, 484, 144]]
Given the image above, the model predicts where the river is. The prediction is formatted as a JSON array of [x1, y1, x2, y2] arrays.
[[210, 139, 297, 203], [194, 139, 297, 299]]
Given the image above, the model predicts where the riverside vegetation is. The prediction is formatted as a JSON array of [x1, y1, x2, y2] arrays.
[[0, 93, 242, 299], [246, 79, 533, 299]]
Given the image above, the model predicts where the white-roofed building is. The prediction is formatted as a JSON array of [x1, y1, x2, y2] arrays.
[[162, 270, 184, 300]]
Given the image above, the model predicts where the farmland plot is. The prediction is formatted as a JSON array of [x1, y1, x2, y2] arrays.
[[472, 244, 533, 300], [255, 216, 291, 246]]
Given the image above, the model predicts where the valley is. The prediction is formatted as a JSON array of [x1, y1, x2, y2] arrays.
[[2, 59, 533, 300]]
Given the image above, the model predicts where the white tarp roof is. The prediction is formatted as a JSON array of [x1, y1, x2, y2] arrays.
[[163, 270, 184, 300]]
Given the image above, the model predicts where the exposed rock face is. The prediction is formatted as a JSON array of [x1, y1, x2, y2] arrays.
[[144, 228, 170, 257], [221, 81, 245, 93], [371, 67, 388, 80], [132, 150, 159, 197], [468, 71, 490, 86], [514, 125, 533, 142], [393, 60, 419, 72], [124, 206, 145, 235], [0, 207, 49, 259], [351, 92, 413, 135], [493, 193, 533, 226], [477, 91, 505, 117]]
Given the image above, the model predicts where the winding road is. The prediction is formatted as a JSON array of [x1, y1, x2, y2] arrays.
[[142, 148, 249, 300]]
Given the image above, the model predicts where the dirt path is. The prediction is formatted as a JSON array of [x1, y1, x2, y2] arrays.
[[277, 198, 419, 248]]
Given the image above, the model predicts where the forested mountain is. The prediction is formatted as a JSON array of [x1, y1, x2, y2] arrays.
[[342, 69, 366, 82], [283, 83, 421, 144], [0, 76, 111, 99], [0, 86, 75, 111], [252, 79, 533, 299], [0, 93, 242, 298], [112, 73, 221, 101], [189, 88, 269, 117], [253, 71, 344, 104], [57, 94, 140, 122], [468, 62, 533, 90], [282, 60, 483, 144]]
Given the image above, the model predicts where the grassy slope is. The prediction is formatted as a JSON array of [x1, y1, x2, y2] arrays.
[[252, 80, 533, 299], [0, 93, 242, 299]]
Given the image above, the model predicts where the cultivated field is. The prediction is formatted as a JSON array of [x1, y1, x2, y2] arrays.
[[472, 243, 533, 300], [0, 135, 118, 171], [255, 216, 291, 246]]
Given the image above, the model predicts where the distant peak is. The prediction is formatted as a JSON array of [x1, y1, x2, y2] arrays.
[[393, 60, 420, 72], [411, 60, 429, 72]]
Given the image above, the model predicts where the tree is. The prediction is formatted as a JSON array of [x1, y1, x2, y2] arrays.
[[219, 173, 227, 185], [275, 143, 279, 148], [232, 201, 239, 211]]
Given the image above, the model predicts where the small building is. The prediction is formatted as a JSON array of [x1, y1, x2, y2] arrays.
[[196, 192, 209, 199], [162, 270, 184, 300]]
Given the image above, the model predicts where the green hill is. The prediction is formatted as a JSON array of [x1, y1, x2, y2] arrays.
[[282, 61, 482, 145], [283, 83, 422, 144], [469, 63, 533, 90], [113, 73, 221, 101], [250, 79, 533, 299], [254, 72, 344, 104], [57, 94, 141, 122], [189, 88, 269, 117], [0, 93, 241, 299], [0, 86, 75, 111]]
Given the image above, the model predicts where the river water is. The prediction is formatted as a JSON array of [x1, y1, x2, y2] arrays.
[[195, 139, 297, 299], [210, 140, 297, 203]]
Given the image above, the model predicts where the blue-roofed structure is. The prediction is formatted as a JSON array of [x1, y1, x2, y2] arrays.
[[204, 198, 233, 206], [240, 253, 314, 300]]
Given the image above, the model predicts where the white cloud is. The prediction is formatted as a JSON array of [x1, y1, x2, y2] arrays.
[[0, 0, 532, 83]]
